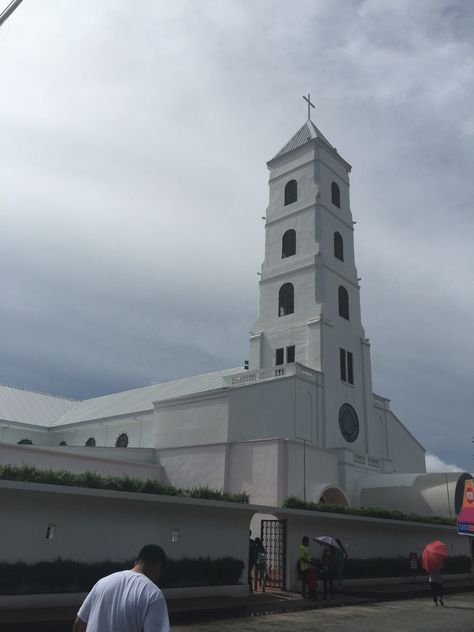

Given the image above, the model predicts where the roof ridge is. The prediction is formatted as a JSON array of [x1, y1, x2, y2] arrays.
[[0, 383, 78, 403], [79, 366, 243, 403]]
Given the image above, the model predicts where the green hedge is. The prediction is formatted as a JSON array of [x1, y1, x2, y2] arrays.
[[282, 496, 456, 526], [0, 557, 245, 595], [343, 555, 471, 579], [0, 464, 249, 504]]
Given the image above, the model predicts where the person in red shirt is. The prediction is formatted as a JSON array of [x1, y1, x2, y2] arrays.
[[308, 558, 319, 600]]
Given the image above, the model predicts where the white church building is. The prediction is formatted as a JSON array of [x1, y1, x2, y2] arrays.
[[0, 115, 469, 517]]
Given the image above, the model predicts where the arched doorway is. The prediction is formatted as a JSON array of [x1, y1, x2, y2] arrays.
[[318, 486, 349, 506]]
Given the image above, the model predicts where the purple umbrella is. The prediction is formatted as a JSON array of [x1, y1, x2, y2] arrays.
[[313, 536, 341, 549]]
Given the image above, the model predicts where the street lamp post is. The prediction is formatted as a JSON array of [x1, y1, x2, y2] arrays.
[[295, 435, 311, 503]]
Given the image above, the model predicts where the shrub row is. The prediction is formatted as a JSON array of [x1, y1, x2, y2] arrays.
[[0, 557, 245, 595], [282, 496, 456, 526], [343, 555, 471, 579], [0, 464, 249, 504]]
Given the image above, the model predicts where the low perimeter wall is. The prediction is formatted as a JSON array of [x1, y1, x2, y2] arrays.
[[0, 481, 471, 595], [279, 508, 471, 591]]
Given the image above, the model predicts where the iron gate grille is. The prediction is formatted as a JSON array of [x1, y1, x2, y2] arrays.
[[261, 519, 286, 590]]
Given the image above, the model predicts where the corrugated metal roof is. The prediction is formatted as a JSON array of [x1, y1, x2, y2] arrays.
[[0, 384, 77, 427], [270, 120, 334, 161], [51, 367, 241, 427]]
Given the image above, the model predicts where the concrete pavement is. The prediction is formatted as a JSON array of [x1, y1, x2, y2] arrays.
[[171, 593, 474, 632], [0, 574, 473, 631]]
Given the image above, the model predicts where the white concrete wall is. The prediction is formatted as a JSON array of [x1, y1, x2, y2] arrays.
[[0, 481, 252, 566], [266, 144, 318, 220], [385, 410, 426, 473], [252, 142, 321, 372], [54, 413, 154, 449], [227, 440, 280, 505], [228, 379, 295, 442], [286, 440, 340, 503], [0, 443, 165, 481], [2, 480, 469, 595], [157, 444, 227, 490], [153, 394, 229, 449], [314, 143, 351, 216], [55, 446, 159, 464], [0, 424, 52, 447], [282, 508, 471, 591]]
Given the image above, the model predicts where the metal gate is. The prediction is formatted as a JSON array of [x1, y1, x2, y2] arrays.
[[261, 519, 286, 590]]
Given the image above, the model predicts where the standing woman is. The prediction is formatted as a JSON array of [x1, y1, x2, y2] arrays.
[[429, 568, 444, 606], [335, 538, 347, 589], [298, 536, 311, 598], [320, 545, 336, 599], [254, 537, 268, 592]]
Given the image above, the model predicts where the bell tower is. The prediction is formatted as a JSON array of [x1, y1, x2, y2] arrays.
[[249, 104, 376, 453]]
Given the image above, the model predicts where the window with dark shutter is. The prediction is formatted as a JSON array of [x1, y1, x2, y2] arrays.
[[338, 285, 349, 320], [282, 229, 296, 258], [340, 348, 347, 381], [284, 179, 297, 205], [334, 231, 344, 261], [279, 283, 294, 316]]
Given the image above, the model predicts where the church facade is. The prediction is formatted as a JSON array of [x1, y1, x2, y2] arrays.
[[0, 116, 468, 516]]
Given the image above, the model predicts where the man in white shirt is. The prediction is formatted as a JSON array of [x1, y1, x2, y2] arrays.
[[72, 544, 170, 632]]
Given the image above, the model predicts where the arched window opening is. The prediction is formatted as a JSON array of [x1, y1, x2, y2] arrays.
[[331, 181, 340, 208], [334, 231, 344, 261], [284, 179, 297, 206], [282, 229, 296, 258], [17, 438, 33, 445], [279, 283, 294, 316], [116, 433, 129, 448], [85, 437, 96, 447], [338, 285, 349, 320]]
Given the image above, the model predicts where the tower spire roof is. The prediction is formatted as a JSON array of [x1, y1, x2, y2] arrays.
[[270, 119, 335, 162]]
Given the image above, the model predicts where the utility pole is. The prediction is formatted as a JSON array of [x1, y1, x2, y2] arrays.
[[0, 0, 24, 28]]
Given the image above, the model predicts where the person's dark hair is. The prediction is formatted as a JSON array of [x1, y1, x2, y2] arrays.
[[136, 544, 167, 565], [302, 536, 309, 545]]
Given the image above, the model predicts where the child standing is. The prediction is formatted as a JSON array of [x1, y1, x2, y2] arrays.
[[308, 558, 319, 600]]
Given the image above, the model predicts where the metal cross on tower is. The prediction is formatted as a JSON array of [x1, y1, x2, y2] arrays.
[[0, 0, 24, 28], [303, 93, 315, 121]]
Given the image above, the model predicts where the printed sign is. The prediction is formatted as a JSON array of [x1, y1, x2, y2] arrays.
[[457, 479, 474, 536]]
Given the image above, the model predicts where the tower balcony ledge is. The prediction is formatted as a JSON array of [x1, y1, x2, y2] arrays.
[[223, 362, 322, 388]]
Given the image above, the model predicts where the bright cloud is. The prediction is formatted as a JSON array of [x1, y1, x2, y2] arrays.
[[426, 453, 465, 474]]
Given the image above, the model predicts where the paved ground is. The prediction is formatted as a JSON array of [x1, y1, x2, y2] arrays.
[[2, 576, 474, 631], [171, 593, 474, 632]]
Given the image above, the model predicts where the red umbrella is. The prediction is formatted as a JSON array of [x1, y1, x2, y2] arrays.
[[421, 540, 447, 573]]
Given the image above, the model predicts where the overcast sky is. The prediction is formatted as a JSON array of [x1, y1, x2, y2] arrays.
[[1, 0, 473, 472]]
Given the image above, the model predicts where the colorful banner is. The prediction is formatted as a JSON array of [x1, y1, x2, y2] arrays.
[[457, 478, 474, 536]]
